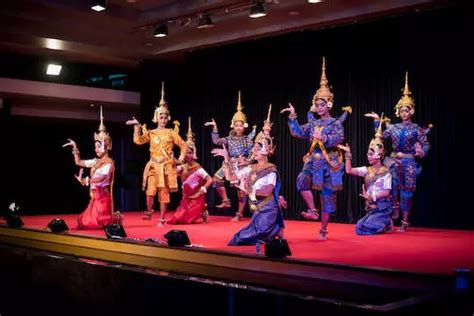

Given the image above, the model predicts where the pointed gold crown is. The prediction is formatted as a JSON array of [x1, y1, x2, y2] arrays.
[[312, 57, 334, 109], [94, 106, 112, 151], [230, 91, 248, 128], [395, 72, 415, 117], [153, 81, 170, 122], [186, 117, 197, 158], [368, 113, 384, 156]]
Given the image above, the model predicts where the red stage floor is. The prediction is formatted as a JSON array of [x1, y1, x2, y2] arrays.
[[11, 212, 474, 276]]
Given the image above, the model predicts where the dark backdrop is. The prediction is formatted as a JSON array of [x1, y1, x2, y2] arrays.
[[1, 4, 468, 229]]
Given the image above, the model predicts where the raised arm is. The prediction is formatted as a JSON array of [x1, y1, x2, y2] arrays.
[[62, 139, 87, 168], [281, 103, 311, 139], [205, 118, 228, 146], [126, 117, 150, 145], [415, 126, 431, 157], [338, 143, 359, 176]]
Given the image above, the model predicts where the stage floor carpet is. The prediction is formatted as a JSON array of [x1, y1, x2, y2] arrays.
[[10, 212, 474, 276]]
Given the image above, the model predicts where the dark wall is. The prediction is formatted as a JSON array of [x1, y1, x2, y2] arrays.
[[1, 4, 468, 229]]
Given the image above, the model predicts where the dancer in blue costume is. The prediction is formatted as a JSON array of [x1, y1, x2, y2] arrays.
[[280, 57, 351, 240], [339, 114, 393, 235], [212, 109, 286, 246], [365, 72, 431, 232], [204, 91, 256, 221]]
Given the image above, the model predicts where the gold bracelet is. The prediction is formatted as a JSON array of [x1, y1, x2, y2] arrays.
[[288, 112, 297, 120]]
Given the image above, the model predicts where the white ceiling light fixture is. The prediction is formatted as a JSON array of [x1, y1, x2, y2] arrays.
[[307, 0, 323, 3], [46, 64, 62, 76], [91, 0, 107, 12]]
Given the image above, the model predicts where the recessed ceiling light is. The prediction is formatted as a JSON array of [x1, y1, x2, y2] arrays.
[[91, 0, 107, 12], [46, 64, 62, 76]]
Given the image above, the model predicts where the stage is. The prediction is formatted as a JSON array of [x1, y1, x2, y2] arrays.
[[1, 212, 473, 314], [5, 212, 472, 275]]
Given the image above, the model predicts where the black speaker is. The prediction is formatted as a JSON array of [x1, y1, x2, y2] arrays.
[[264, 238, 292, 258], [104, 223, 127, 239], [5, 213, 24, 228], [164, 230, 190, 247], [47, 218, 69, 233]]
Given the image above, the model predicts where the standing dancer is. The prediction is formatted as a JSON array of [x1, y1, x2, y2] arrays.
[[204, 91, 256, 221], [365, 72, 431, 231], [281, 57, 349, 240], [126, 82, 187, 227]]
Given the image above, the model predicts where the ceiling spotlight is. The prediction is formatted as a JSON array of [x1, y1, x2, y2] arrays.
[[91, 0, 107, 12], [197, 14, 214, 29], [307, 0, 323, 3], [249, 1, 266, 18], [46, 64, 62, 76], [154, 24, 168, 38]]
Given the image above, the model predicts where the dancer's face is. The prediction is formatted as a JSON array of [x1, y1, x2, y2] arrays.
[[399, 106, 412, 121], [367, 148, 381, 165], [233, 121, 245, 135], [157, 113, 169, 128], [252, 142, 268, 161], [314, 99, 329, 117], [185, 148, 195, 163], [95, 141, 106, 158]]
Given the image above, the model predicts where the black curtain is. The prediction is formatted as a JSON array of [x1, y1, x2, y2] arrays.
[[137, 4, 467, 228]]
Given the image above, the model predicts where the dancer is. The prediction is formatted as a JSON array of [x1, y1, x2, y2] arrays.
[[365, 72, 431, 232], [339, 114, 393, 235], [212, 138, 285, 246], [167, 118, 213, 224], [280, 57, 348, 240], [126, 82, 187, 227], [204, 91, 256, 221], [63, 107, 118, 229]]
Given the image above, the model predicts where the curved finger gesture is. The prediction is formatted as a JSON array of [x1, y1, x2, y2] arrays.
[[204, 118, 217, 129], [280, 103, 295, 115], [62, 138, 77, 149], [125, 116, 139, 126], [364, 112, 380, 120], [337, 143, 351, 153]]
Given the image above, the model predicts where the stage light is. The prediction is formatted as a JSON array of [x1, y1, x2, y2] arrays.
[[264, 238, 291, 258], [5, 213, 24, 228], [164, 230, 190, 247], [249, 1, 266, 18], [154, 24, 168, 38], [197, 14, 214, 29], [104, 223, 127, 239], [47, 218, 69, 233], [46, 64, 62, 76], [91, 0, 107, 12], [307, 0, 323, 3]]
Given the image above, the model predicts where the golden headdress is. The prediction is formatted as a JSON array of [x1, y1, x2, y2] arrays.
[[186, 117, 197, 158], [395, 72, 415, 117], [153, 81, 170, 123], [312, 57, 334, 110], [368, 113, 384, 158], [230, 91, 248, 128], [255, 104, 274, 156], [94, 106, 112, 151]]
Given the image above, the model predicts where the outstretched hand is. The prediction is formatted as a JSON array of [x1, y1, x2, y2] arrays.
[[62, 138, 77, 149], [337, 143, 351, 153], [364, 112, 381, 120], [204, 118, 217, 129], [125, 116, 139, 126], [280, 103, 295, 115], [211, 144, 229, 160]]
